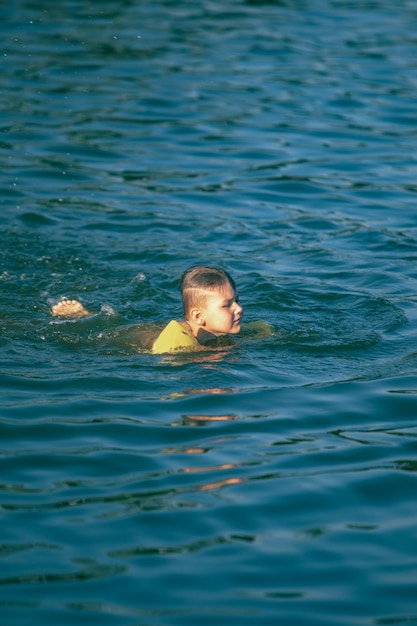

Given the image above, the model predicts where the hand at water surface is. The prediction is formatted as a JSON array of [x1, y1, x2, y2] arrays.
[[51, 299, 90, 318]]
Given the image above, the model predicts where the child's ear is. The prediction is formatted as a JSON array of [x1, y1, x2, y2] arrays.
[[190, 307, 205, 326]]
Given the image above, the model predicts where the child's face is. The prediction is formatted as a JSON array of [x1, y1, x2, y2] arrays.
[[200, 282, 243, 336]]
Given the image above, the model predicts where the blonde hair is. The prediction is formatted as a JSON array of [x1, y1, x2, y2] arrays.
[[180, 265, 236, 320]]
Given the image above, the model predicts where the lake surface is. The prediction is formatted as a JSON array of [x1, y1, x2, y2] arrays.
[[2, 0, 417, 624]]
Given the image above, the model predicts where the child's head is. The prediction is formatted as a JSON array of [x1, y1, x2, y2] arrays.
[[181, 265, 243, 336]]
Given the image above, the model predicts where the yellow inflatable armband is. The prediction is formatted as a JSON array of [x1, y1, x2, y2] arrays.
[[152, 320, 199, 354]]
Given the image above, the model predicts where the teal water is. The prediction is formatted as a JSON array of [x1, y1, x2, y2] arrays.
[[2, 0, 417, 624]]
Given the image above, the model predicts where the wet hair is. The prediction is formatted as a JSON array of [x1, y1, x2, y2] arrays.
[[180, 265, 236, 320]]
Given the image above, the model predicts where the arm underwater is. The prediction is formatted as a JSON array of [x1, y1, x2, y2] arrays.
[[50, 300, 274, 354], [151, 319, 273, 354]]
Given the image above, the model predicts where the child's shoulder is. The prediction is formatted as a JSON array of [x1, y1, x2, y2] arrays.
[[152, 320, 199, 354]]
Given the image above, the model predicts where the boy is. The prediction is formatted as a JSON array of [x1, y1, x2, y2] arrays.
[[51, 265, 243, 354], [152, 265, 243, 353]]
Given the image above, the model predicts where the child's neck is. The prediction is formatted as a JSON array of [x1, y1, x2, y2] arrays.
[[182, 319, 218, 344]]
